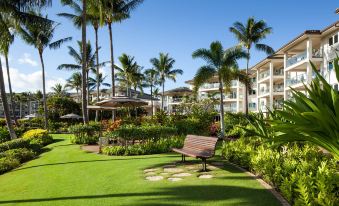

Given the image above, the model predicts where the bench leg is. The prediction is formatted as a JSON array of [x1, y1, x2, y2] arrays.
[[181, 154, 186, 162], [202, 158, 207, 172]]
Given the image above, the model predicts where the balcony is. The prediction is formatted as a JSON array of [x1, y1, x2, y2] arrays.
[[286, 51, 307, 67], [286, 73, 307, 86], [273, 101, 284, 109], [259, 70, 270, 80], [201, 83, 219, 90], [171, 97, 183, 103], [230, 80, 238, 87], [312, 49, 322, 58], [224, 106, 237, 113], [273, 68, 284, 76], [259, 88, 270, 96], [273, 85, 284, 92]]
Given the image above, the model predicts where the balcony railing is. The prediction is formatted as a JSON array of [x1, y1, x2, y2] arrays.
[[286, 73, 307, 86], [224, 106, 237, 112], [259, 88, 270, 95], [286, 51, 307, 67], [312, 49, 322, 58], [230, 80, 238, 87], [273, 85, 284, 92], [273, 101, 284, 109], [259, 70, 270, 80], [201, 83, 219, 89], [171, 98, 183, 103], [273, 68, 284, 76]]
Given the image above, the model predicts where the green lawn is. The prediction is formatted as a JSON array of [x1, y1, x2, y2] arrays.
[[0, 134, 281, 206]]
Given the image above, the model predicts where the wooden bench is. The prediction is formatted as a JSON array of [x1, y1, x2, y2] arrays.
[[172, 135, 218, 171]]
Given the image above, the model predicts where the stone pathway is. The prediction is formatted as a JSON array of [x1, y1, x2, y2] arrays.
[[144, 162, 220, 181]]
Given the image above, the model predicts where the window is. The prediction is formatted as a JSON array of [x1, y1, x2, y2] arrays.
[[249, 103, 256, 108], [249, 89, 256, 95], [329, 37, 333, 46], [333, 84, 338, 91], [329, 62, 333, 71], [335, 34, 338, 44]]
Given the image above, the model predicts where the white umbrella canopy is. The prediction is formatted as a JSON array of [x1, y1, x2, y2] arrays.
[[60, 113, 82, 119], [24, 113, 40, 119], [95, 96, 148, 108]]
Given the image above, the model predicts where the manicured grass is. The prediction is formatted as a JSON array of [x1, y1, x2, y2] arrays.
[[0, 134, 281, 206]]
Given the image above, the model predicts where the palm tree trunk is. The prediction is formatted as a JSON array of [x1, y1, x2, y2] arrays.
[[95, 26, 100, 122], [0, 59, 17, 139], [244, 49, 250, 116], [5, 54, 17, 125], [219, 79, 225, 138], [108, 23, 115, 97], [161, 82, 164, 110], [81, 0, 89, 124], [39, 51, 48, 129], [150, 84, 153, 116]]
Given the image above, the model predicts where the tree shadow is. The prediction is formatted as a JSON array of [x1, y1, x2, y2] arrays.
[[0, 185, 280, 205]]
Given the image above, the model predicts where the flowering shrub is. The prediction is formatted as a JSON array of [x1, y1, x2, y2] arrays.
[[22, 129, 53, 146]]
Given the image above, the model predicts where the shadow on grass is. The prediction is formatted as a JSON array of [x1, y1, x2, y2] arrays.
[[0, 185, 279, 205], [14, 155, 176, 171]]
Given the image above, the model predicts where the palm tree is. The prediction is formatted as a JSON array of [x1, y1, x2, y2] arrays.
[[192, 41, 248, 137], [99, 0, 144, 97], [88, 73, 111, 91], [150, 53, 183, 110], [144, 68, 159, 116], [19, 13, 72, 129], [51, 83, 67, 97], [65, 72, 82, 102], [115, 53, 139, 97], [229, 17, 273, 115]]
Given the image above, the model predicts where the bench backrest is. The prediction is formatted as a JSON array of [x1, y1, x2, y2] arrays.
[[183, 135, 218, 156]]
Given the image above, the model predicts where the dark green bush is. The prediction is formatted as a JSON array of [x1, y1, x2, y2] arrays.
[[0, 157, 20, 175], [0, 138, 31, 153], [68, 122, 101, 144], [173, 118, 205, 135], [0, 127, 10, 143], [106, 125, 177, 142], [222, 138, 339, 205], [0, 148, 36, 163], [102, 136, 184, 156]]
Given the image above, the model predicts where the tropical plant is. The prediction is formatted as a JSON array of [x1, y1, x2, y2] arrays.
[[150, 53, 183, 110], [65, 72, 82, 102], [192, 42, 247, 137], [229, 17, 274, 115], [144, 68, 160, 116], [250, 60, 339, 159], [98, 0, 144, 97], [51, 83, 67, 97], [19, 12, 72, 129], [88, 73, 111, 91]]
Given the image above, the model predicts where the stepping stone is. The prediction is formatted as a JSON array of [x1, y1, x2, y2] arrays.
[[168, 177, 182, 182], [164, 168, 184, 173], [144, 168, 158, 173], [207, 165, 219, 170], [163, 164, 176, 168], [185, 165, 196, 170], [173, 173, 192, 177], [145, 172, 156, 176], [146, 176, 163, 181], [160, 172, 169, 175], [198, 174, 213, 179]]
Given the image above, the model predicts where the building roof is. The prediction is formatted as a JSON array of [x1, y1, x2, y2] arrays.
[[163, 87, 192, 96]]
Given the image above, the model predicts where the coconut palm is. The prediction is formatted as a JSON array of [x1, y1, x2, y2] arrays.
[[192, 41, 248, 137], [130, 65, 145, 96], [19, 13, 72, 129], [150, 53, 183, 110], [98, 0, 144, 97], [65, 72, 82, 102], [51, 83, 67, 97], [115, 53, 139, 97], [88, 73, 111, 91], [229, 17, 274, 115], [144, 68, 159, 116]]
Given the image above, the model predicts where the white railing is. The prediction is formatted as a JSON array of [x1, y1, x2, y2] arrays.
[[259, 70, 270, 80], [273, 85, 284, 92], [273, 68, 284, 76], [259, 88, 270, 95], [286, 73, 307, 86], [286, 51, 307, 67]]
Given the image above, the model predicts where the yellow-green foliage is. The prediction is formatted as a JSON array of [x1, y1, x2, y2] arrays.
[[22, 129, 53, 146]]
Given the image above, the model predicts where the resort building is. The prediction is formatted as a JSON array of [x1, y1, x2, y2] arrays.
[[0, 97, 39, 119], [163, 87, 193, 113]]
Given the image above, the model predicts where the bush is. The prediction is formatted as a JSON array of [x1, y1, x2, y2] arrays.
[[0, 138, 31, 153], [68, 122, 101, 144], [0, 127, 10, 143], [0, 157, 20, 175], [0, 119, 6, 127], [106, 125, 177, 142], [173, 118, 211, 136], [22, 129, 53, 146], [102, 136, 184, 156], [222, 137, 339, 205], [0, 148, 35, 163]]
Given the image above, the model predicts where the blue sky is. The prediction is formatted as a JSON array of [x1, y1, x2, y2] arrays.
[[2, 0, 338, 93]]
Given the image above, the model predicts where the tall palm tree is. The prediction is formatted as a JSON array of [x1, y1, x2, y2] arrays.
[[51, 83, 67, 97], [115, 53, 139, 97], [19, 13, 72, 129], [99, 0, 144, 97], [130, 65, 144, 97], [65, 72, 82, 102], [192, 41, 248, 137], [150, 53, 183, 110], [144, 68, 159, 116], [229, 17, 274, 115], [88, 73, 111, 91], [0, 0, 52, 139]]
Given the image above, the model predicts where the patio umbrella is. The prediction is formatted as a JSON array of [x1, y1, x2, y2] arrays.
[[95, 96, 148, 108], [60, 113, 82, 119]]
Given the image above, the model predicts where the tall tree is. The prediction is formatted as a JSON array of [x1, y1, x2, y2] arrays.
[[19, 13, 72, 129], [192, 41, 247, 137], [115, 53, 139, 97], [99, 0, 144, 98], [88, 72, 111, 91], [65, 72, 82, 102], [144, 68, 159, 116], [51, 83, 67, 97], [229, 17, 273, 115], [150, 53, 183, 110]]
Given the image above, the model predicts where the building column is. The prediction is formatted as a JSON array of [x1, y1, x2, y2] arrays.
[[306, 39, 313, 85], [269, 62, 274, 110], [283, 52, 288, 100], [256, 69, 259, 112], [236, 80, 240, 112], [306, 38, 313, 59]]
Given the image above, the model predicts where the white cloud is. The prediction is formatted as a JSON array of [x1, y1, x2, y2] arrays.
[[18, 53, 38, 67], [2, 67, 66, 93]]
